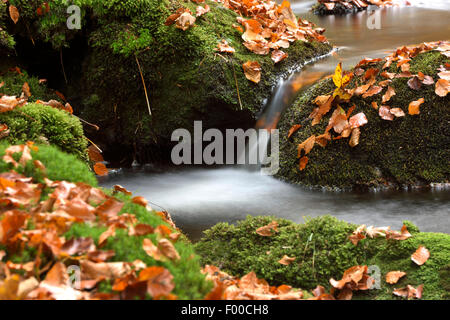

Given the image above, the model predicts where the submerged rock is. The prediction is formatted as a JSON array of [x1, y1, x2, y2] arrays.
[[277, 49, 450, 189]]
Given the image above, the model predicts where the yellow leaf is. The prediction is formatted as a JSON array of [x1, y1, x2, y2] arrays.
[[333, 62, 342, 88]]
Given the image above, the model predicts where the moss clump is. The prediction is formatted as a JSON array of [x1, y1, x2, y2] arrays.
[[0, 103, 88, 160], [0, 142, 97, 185], [277, 50, 450, 189], [64, 192, 212, 300], [195, 215, 450, 299]]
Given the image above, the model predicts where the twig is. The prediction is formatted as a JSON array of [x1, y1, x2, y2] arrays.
[[135, 54, 152, 116], [231, 60, 243, 110], [74, 115, 99, 131], [86, 137, 102, 153], [60, 48, 68, 84]]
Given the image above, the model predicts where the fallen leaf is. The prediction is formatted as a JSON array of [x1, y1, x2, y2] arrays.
[[379, 105, 394, 121], [93, 163, 108, 176], [9, 5, 19, 24], [386, 271, 406, 284], [390, 108, 405, 117], [297, 135, 315, 157], [435, 79, 449, 97], [287, 124, 301, 138], [278, 255, 295, 266], [411, 246, 430, 266], [382, 86, 396, 103], [408, 98, 424, 115], [349, 128, 360, 147], [348, 112, 368, 129], [393, 284, 423, 299], [256, 221, 278, 237], [299, 156, 308, 171], [271, 50, 288, 63], [242, 61, 261, 84]]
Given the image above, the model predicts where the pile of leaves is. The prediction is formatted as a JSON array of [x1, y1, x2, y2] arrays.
[[0, 143, 184, 300], [166, 0, 328, 84], [316, 0, 409, 12], [289, 41, 449, 171]]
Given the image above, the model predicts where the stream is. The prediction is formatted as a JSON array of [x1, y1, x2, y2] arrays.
[[100, 1, 450, 240]]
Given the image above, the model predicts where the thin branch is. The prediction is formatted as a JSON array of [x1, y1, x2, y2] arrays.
[[135, 54, 152, 116], [60, 48, 68, 84]]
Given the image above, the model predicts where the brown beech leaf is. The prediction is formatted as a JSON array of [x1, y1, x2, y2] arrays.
[[271, 50, 288, 64], [93, 163, 108, 176], [22, 82, 31, 98], [435, 79, 449, 97], [113, 184, 132, 196], [390, 108, 405, 117], [349, 128, 360, 148], [349, 112, 368, 129], [132, 196, 148, 207], [411, 246, 430, 266], [379, 105, 394, 121], [407, 76, 422, 90], [299, 156, 308, 171], [371, 101, 379, 110], [242, 61, 261, 84], [9, 5, 19, 24], [158, 239, 180, 261], [99, 225, 116, 246], [297, 135, 315, 157], [438, 70, 450, 81], [386, 271, 406, 284], [393, 284, 423, 299], [382, 86, 396, 103], [88, 145, 104, 162], [287, 124, 301, 138], [215, 40, 235, 53], [362, 85, 382, 98], [139, 266, 175, 299], [256, 221, 278, 237], [408, 98, 424, 115], [278, 255, 295, 266], [195, 4, 210, 17], [380, 71, 395, 79], [143, 238, 164, 261], [175, 12, 196, 31]]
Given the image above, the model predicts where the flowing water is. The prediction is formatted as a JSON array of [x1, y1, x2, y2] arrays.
[[100, 1, 450, 240]]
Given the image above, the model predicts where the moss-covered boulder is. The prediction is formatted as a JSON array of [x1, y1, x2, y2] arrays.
[[195, 215, 450, 299], [277, 50, 450, 189], [0, 142, 96, 185], [0, 142, 211, 299], [1, 0, 331, 162], [0, 66, 89, 159]]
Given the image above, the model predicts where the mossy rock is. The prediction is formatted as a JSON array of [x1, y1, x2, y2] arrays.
[[0, 142, 96, 185], [1, 0, 332, 162], [276, 50, 450, 189], [64, 192, 212, 300], [0, 103, 88, 160], [195, 215, 450, 299]]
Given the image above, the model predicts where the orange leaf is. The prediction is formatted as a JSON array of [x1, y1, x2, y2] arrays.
[[386, 271, 406, 284], [408, 98, 424, 115], [256, 221, 278, 237], [411, 246, 430, 266], [132, 196, 148, 207], [299, 156, 308, 171], [93, 162, 108, 176], [435, 79, 449, 97], [9, 5, 19, 24], [242, 61, 261, 84], [278, 255, 295, 266], [287, 124, 301, 138]]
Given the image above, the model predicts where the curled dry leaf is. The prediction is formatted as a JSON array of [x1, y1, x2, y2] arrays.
[[158, 239, 180, 261], [9, 5, 19, 24], [287, 124, 301, 138], [407, 76, 422, 90], [242, 61, 261, 84], [348, 112, 368, 129], [411, 246, 430, 266], [113, 184, 132, 196], [271, 50, 288, 63], [362, 85, 382, 98], [386, 271, 406, 284], [175, 12, 196, 31], [299, 156, 308, 171], [390, 108, 405, 117], [256, 221, 278, 237], [393, 284, 423, 299], [195, 4, 210, 17], [215, 39, 235, 53], [143, 238, 164, 261], [382, 86, 396, 103], [278, 255, 295, 266], [297, 135, 315, 157], [93, 163, 108, 176], [139, 266, 175, 299], [435, 79, 449, 97], [349, 128, 360, 148], [408, 97, 424, 115], [379, 105, 394, 121], [132, 196, 148, 207]]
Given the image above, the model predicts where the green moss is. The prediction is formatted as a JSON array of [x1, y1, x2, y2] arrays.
[[64, 193, 212, 300], [195, 215, 450, 299], [277, 50, 450, 188], [0, 142, 97, 185], [0, 103, 88, 160]]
